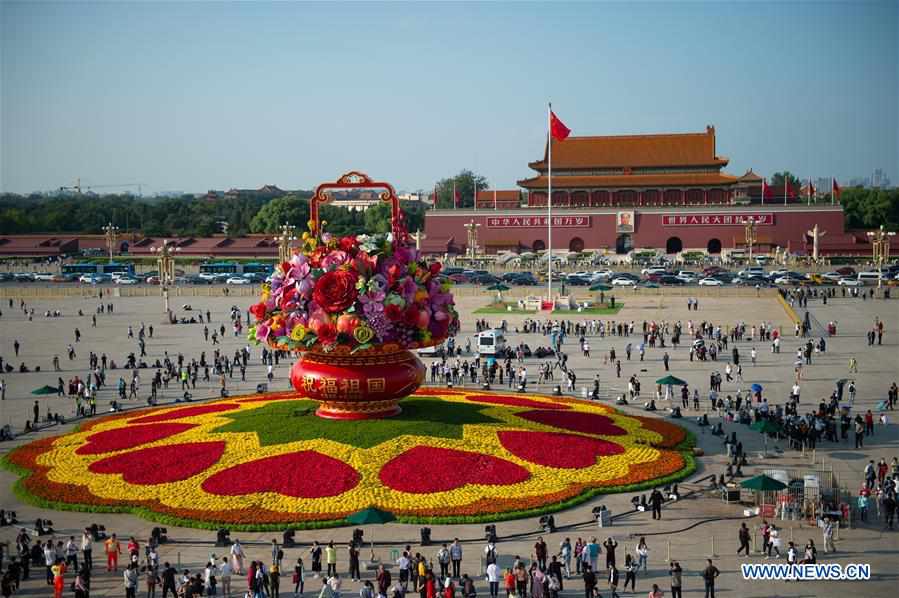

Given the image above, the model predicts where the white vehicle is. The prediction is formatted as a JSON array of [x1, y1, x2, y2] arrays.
[[754, 255, 770, 265], [769, 269, 790, 277], [821, 272, 843, 282], [198, 272, 219, 281], [417, 343, 445, 357], [611, 277, 637, 286], [738, 266, 766, 278], [591, 269, 614, 280], [226, 276, 251, 285], [476, 329, 506, 356], [115, 277, 139, 285], [641, 266, 668, 276], [79, 274, 99, 284], [774, 276, 801, 285], [837, 277, 863, 287], [33, 273, 55, 281], [857, 272, 884, 285], [698, 277, 724, 286], [569, 271, 591, 279]]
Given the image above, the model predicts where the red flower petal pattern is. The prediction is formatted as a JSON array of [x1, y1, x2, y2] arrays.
[[76, 423, 196, 455], [516, 410, 626, 436], [129, 403, 240, 424], [380, 446, 530, 493], [89, 442, 226, 485], [498, 431, 625, 468], [464, 394, 570, 410], [201, 451, 360, 498]]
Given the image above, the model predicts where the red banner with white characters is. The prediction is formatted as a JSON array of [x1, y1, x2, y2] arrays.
[[486, 216, 591, 228], [662, 213, 774, 226]]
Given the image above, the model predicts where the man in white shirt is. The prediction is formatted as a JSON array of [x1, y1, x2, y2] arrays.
[[485, 562, 500, 598], [791, 383, 801, 403], [81, 529, 93, 571]]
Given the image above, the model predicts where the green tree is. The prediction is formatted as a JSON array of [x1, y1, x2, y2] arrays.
[[249, 194, 311, 233], [770, 171, 801, 191], [434, 170, 489, 209]]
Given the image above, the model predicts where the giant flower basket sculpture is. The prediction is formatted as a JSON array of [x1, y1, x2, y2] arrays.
[[248, 172, 459, 419]]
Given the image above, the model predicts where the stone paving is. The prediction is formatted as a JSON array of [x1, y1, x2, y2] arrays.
[[0, 288, 897, 597]]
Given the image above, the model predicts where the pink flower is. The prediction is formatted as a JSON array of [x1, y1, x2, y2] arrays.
[[321, 250, 349, 271]]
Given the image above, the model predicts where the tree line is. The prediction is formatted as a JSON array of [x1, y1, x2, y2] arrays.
[[0, 192, 425, 237]]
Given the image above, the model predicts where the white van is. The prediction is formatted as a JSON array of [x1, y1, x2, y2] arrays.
[[477, 330, 506, 356], [857, 272, 883, 285]]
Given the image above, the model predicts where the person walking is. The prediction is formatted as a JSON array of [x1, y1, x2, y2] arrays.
[[105, 533, 121, 572], [650, 488, 664, 520], [486, 561, 500, 598], [450, 539, 463, 579], [603, 538, 618, 571], [607, 563, 620, 598], [636, 538, 648, 572], [737, 523, 750, 556], [622, 554, 636, 593], [701, 559, 719, 598], [581, 565, 596, 598], [325, 542, 337, 578], [124, 562, 139, 598], [822, 518, 835, 552], [220, 556, 233, 598], [292, 558, 304, 598], [669, 562, 682, 598]]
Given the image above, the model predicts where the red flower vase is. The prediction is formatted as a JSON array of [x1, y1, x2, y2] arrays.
[[289, 345, 426, 419]]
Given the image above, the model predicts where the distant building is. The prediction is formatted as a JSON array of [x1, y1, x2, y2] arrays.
[[223, 184, 287, 201], [475, 190, 521, 209]]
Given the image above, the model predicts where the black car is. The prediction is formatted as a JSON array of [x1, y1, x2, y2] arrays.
[[658, 275, 686, 285], [509, 273, 539, 285]]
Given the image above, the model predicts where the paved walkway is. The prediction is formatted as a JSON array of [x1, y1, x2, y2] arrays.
[[0, 291, 897, 597]]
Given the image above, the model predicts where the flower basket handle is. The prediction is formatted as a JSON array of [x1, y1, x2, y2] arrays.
[[309, 171, 407, 242]]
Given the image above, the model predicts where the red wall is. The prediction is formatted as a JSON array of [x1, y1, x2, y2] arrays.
[[422, 207, 848, 253]]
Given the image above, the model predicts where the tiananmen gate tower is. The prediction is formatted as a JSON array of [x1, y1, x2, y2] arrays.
[[422, 126, 871, 258]]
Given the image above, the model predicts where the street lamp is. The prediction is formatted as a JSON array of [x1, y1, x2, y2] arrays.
[[464, 219, 481, 259], [744, 219, 757, 264], [151, 240, 181, 317], [102, 222, 120, 263], [866, 225, 896, 288], [277, 222, 297, 263]]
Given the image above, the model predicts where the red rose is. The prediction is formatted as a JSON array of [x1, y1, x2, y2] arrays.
[[316, 321, 337, 344], [428, 262, 442, 275], [339, 236, 358, 253], [249, 302, 268, 321], [312, 270, 359, 313], [384, 303, 403, 321]]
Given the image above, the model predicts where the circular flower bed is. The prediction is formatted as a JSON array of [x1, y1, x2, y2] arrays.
[[4, 389, 694, 530]]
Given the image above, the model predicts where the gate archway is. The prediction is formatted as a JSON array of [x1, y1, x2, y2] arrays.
[[568, 237, 584, 253], [615, 234, 633, 254], [707, 238, 722, 254], [666, 237, 683, 254]]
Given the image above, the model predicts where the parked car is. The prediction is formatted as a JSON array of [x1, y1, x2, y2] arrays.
[[448, 273, 469, 284], [698, 277, 724, 286], [226, 276, 251, 285], [33, 273, 55, 281], [658, 275, 686, 285], [611, 277, 637, 286], [835, 266, 856, 276], [821, 271, 843, 282], [837, 277, 863, 287], [115, 277, 140, 285]]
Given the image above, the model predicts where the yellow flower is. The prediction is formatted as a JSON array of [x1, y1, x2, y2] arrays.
[[290, 324, 306, 341], [353, 324, 375, 344]]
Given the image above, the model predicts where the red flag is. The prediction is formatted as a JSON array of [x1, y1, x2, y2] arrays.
[[762, 180, 773, 200], [808, 181, 815, 197], [550, 111, 571, 141], [832, 178, 842, 199]]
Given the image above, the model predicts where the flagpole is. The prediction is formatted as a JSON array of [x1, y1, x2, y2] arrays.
[[547, 102, 553, 303], [494, 188, 497, 211], [784, 176, 787, 205], [832, 177, 835, 206], [473, 179, 477, 212], [761, 178, 765, 205], [807, 178, 811, 206]]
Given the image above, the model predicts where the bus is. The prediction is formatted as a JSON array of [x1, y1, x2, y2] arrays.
[[199, 261, 274, 276], [62, 262, 135, 277]]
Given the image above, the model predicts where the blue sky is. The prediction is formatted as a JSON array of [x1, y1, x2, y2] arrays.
[[1, 1, 896, 194]]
